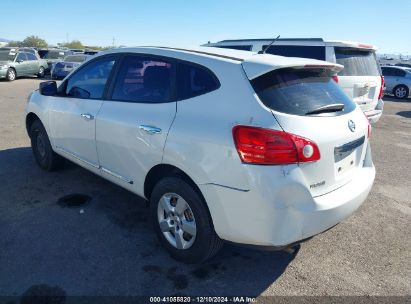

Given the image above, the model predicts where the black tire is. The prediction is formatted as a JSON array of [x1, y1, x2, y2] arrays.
[[6, 68, 16, 81], [38, 66, 45, 78], [393, 85, 409, 99], [150, 177, 223, 264], [29, 120, 63, 171]]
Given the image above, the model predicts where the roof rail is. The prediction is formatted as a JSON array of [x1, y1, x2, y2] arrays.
[[148, 46, 244, 62], [218, 38, 324, 43]]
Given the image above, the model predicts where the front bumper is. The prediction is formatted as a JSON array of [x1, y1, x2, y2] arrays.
[[200, 143, 375, 247], [0, 69, 7, 78]]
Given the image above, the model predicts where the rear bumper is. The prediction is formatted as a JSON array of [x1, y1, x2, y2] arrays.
[[364, 99, 384, 124], [200, 143, 375, 248]]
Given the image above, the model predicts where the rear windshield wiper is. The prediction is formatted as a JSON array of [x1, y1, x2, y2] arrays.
[[305, 103, 345, 115]]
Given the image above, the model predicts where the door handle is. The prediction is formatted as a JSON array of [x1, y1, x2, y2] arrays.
[[81, 113, 94, 121], [139, 125, 162, 134]]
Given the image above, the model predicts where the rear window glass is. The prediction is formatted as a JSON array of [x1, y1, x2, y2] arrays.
[[214, 45, 252, 51], [264, 45, 325, 60], [335, 47, 380, 76], [112, 56, 173, 103], [176, 63, 220, 100], [251, 68, 356, 116]]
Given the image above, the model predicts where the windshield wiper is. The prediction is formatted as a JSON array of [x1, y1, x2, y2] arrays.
[[305, 103, 345, 115]]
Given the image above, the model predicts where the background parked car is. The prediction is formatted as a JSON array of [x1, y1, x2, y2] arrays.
[[51, 54, 91, 79], [381, 66, 411, 99], [204, 38, 385, 123], [0, 50, 47, 81], [38, 49, 73, 74]]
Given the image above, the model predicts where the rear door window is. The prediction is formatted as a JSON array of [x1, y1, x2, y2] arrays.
[[111, 55, 174, 103], [264, 45, 326, 60], [335, 47, 380, 76], [176, 62, 220, 100], [251, 68, 356, 116], [27, 53, 37, 61]]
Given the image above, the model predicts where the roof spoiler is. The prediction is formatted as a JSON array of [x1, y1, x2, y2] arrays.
[[242, 54, 343, 80]]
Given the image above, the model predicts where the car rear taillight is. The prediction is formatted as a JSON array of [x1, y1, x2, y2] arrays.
[[363, 113, 372, 138], [378, 75, 384, 100], [332, 75, 339, 83], [232, 126, 321, 165]]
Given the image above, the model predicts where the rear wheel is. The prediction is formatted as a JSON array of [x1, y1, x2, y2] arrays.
[[393, 85, 409, 99], [150, 177, 223, 264], [29, 120, 63, 171], [6, 68, 16, 81], [38, 66, 45, 78]]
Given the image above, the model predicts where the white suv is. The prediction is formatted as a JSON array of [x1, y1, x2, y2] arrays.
[[25, 47, 375, 263], [204, 38, 384, 124]]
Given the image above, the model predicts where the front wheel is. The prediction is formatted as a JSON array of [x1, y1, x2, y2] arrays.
[[6, 68, 16, 81], [38, 66, 45, 78], [393, 85, 409, 99], [29, 120, 63, 171], [150, 177, 223, 264]]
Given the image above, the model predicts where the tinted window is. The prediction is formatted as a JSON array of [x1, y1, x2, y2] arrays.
[[112, 56, 173, 103], [215, 45, 252, 51], [264, 45, 326, 60], [16, 53, 27, 62], [66, 56, 116, 99], [27, 53, 37, 61], [176, 62, 220, 100], [335, 48, 380, 76], [251, 68, 356, 116], [392, 69, 406, 77]]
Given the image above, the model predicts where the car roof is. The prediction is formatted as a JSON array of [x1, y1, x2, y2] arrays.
[[100, 46, 337, 65], [382, 65, 411, 70], [99, 46, 343, 80]]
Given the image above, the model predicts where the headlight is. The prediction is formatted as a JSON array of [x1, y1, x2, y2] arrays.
[[0, 64, 8, 70]]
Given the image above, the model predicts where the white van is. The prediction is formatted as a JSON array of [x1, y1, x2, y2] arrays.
[[204, 38, 384, 123]]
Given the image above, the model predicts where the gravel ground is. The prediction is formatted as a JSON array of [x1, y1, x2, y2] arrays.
[[0, 78, 410, 300]]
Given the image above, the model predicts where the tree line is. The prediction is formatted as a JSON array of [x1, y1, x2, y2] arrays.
[[7, 35, 111, 50]]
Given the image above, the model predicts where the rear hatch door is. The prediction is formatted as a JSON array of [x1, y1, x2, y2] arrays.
[[334, 47, 382, 111], [247, 64, 369, 197]]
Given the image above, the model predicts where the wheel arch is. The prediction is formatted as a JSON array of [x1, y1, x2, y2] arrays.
[[25, 112, 41, 135], [144, 164, 205, 202]]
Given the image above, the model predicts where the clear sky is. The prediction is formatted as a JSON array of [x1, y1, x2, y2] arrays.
[[1, 0, 410, 54]]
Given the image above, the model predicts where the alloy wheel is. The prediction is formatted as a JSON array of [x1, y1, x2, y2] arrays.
[[395, 87, 407, 98], [157, 192, 197, 250], [8, 69, 15, 81]]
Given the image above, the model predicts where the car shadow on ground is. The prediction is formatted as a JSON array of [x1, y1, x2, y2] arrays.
[[0, 147, 296, 298], [396, 111, 411, 118]]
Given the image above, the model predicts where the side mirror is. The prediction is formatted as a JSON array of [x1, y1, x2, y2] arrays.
[[17, 59, 24, 63], [39, 81, 57, 96]]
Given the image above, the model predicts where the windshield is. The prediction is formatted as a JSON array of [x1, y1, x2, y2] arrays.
[[64, 55, 86, 62], [0, 51, 15, 61], [335, 47, 380, 76], [251, 68, 356, 116]]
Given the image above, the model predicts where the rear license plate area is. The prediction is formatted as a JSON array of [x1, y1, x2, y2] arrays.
[[334, 136, 365, 176]]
